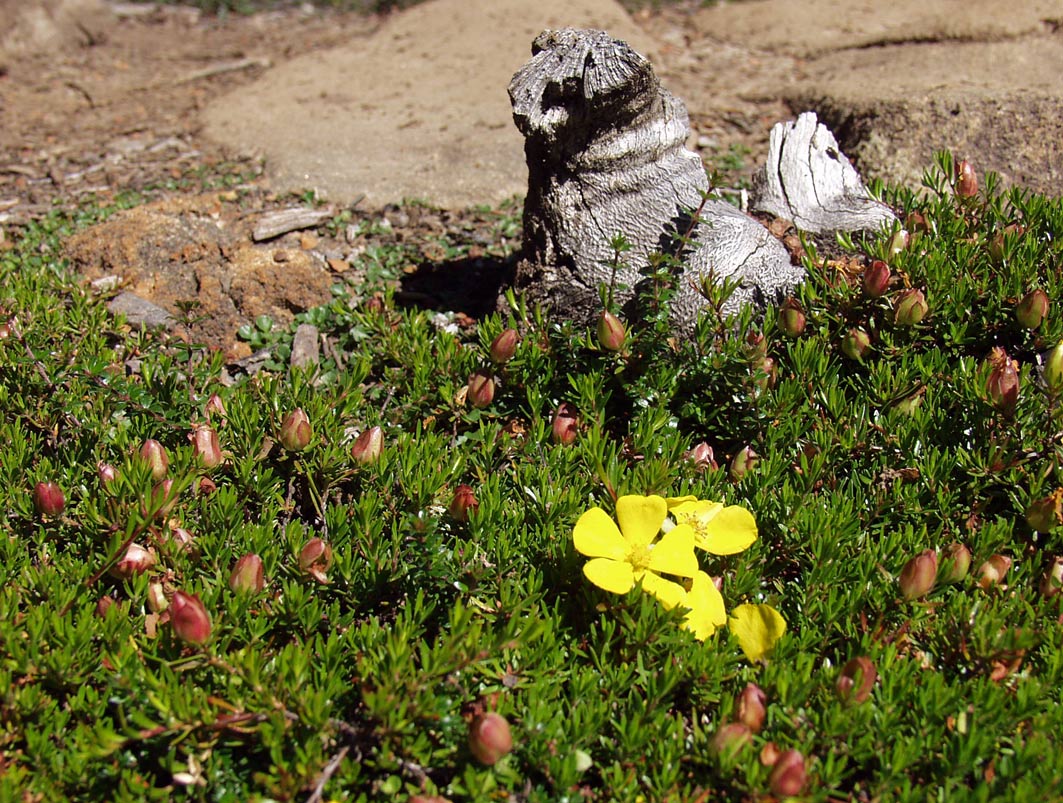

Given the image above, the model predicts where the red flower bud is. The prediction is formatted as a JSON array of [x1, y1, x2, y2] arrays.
[[1016, 289, 1049, 330], [841, 328, 871, 361], [467, 372, 495, 409], [899, 549, 937, 600], [836, 656, 877, 705], [204, 393, 227, 423], [109, 542, 157, 580], [169, 526, 195, 553], [489, 328, 520, 364], [778, 298, 806, 338], [468, 712, 513, 766], [279, 408, 313, 451], [753, 356, 777, 392], [148, 479, 178, 521], [955, 159, 978, 198], [685, 441, 718, 472], [299, 538, 332, 584], [710, 723, 753, 762], [170, 591, 211, 645], [551, 402, 579, 446], [893, 288, 928, 326], [735, 683, 767, 733], [96, 461, 118, 486], [95, 595, 117, 618], [745, 330, 767, 360], [229, 553, 265, 594], [862, 260, 891, 298], [33, 481, 65, 517], [449, 484, 478, 522], [197, 477, 217, 496], [190, 424, 223, 468], [596, 310, 626, 352], [1026, 489, 1063, 533], [978, 554, 1011, 590], [769, 749, 807, 797], [940, 542, 972, 584], [987, 347, 1020, 415], [139, 438, 169, 480], [350, 425, 384, 465], [729, 445, 759, 481]]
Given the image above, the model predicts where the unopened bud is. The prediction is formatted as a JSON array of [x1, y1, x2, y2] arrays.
[[987, 347, 1020, 415], [978, 554, 1012, 590], [299, 538, 332, 584], [710, 723, 753, 762], [753, 356, 777, 392], [729, 445, 759, 481], [468, 712, 513, 766], [110, 542, 157, 580], [204, 392, 227, 423], [198, 476, 217, 496], [229, 553, 265, 594], [1040, 557, 1063, 599], [467, 372, 495, 409], [551, 402, 579, 446], [1016, 289, 1049, 330], [745, 330, 767, 361], [769, 749, 807, 797], [841, 328, 871, 361], [449, 484, 478, 522], [350, 425, 384, 465], [146, 582, 169, 614], [836, 656, 877, 705], [1026, 489, 1063, 533], [169, 526, 195, 553], [96, 461, 118, 486], [279, 408, 313, 451], [893, 288, 928, 326], [596, 310, 626, 352], [894, 387, 926, 416], [1045, 343, 1063, 394], [940, 542, 972, 584], [95, 595, 117, 618], [888, 229, 910, 255], [489, 328, 520, 364], [905, 211, 929, 236], [778, 298, 806, 337], [33, 481, 65, 517], [955, 159, 978, 198], [686, 441, 717, 472], [862, 260, 891, 298], [170, 591, 211, 645], [148, 479, 178, 520], [735, 683, 767, 733], [190, 424, 223, 468], [139, 438, 169, 480], [899, 549, 937, 600]]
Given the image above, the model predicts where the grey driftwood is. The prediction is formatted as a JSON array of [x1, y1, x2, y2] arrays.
[[505, 28, 891, 330]]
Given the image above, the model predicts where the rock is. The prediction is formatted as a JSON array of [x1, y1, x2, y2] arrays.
[[252, 207, 335, 242], [0, 0, 114, 61], [107, 291, 174, 331], [290, 323, 320, 369]]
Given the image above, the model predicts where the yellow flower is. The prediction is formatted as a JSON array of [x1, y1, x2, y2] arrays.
[[573, 495, 698, 608], [678, 571, 728, 641], [729, 603, 787, 662], [666, 496, 758, 555]]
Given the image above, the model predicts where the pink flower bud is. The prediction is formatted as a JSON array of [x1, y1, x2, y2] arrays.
[[753, 356, 777, 392], [862, 260, 891, 298], [146, 582, 169, 613], [905, 211, 929, 235], [836, 656, 877, 705], [899, 549, 937, 600], [940, 542, 972, 584], [95, 595, 117, 618], [978, 554, 1011, 590], [197, 477, 217, 496], [350, 425, 384, 465], [190, 424, 223, 468], [729, 445, 759, 481], [1016, 289, 1049, 330], [299, 538, 332, 584], [33, 481, 65, 517], [596, 310, 626, 352], [110, 542, 157, 580], [449, 484, 478, 522], [736, 683, 767, 733], [1044, 343, 1063, 394], [769, 749, 807, 797], [170, 591, 211, 645], [710, 723, 753, 762], [987, 347, 1019, 415], [169, 526, 195, 553], [745, 330, 767, 360], [489, 328, 520, 364], [1026, 489, 1063, 534], [279, 408, 313, 451], [551, 402, 579, 446], [229, 553, 265, 594], [955, 159, 978, 198], [204, 392, 227, 423], [888, 229, 910, 255], [1040, 557, 1063, 599], [147, 479, 178, 521], [685, 441, 718, 472], [841, 328, 871, 361], [468, 712, 513, 766], [778, 298, 806, 337], [893, 288, 928, 326], [467, 372, 495, 409], [139, 439, 169, 481]]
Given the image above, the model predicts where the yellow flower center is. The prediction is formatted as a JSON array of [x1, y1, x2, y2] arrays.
[[676, 512, 707, 539], [626, 543, 653, 572]]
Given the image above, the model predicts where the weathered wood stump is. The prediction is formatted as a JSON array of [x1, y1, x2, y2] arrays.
[[504, 29, 892, 330]]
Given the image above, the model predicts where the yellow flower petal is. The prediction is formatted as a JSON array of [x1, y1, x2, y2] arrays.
[[729, 603, 787, 662], [638, 572, 688, 609], [616, 495, 668, 547], [682, 571, 727, 641], [646, 524, 699, 578], [573, 507, 627, 560], [583, 558, 636, 595], [698, 505, 758, 555], [665, 495, 698, 509]]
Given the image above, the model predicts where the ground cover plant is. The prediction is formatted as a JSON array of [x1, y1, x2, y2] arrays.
[[3, 153, 1063, 801]]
